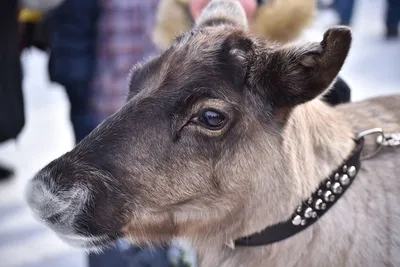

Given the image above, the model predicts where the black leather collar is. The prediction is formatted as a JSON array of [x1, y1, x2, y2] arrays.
[[235, 138, 364, 247]]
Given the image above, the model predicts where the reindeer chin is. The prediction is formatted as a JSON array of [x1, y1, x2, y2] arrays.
[[56, 232, 121, 253]]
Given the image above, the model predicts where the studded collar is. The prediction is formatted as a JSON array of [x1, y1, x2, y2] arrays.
[[234, 137, 364, 247]]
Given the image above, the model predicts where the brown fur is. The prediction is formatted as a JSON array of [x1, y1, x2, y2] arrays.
[[26, 1, 400, 266]]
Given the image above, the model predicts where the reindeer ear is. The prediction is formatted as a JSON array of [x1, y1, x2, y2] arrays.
[[196, 0, 248, 30], [256, 27, 352, 108]]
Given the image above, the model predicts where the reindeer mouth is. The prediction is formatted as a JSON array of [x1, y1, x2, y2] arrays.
[[57, 233, 121, 252]]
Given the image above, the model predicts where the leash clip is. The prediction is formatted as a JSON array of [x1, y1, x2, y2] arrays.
[[377, 132, 400, 148], [357, 128, 384, 160], [357, 128, 400, 160]]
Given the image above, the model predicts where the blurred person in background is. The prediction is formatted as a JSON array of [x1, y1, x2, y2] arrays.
[[48, 0, 99, 142], [0, 0, 60, 181], [153, 0, 316, 49], [19, 8, 51, 52], [0, 1, 25, 181], [332, 0, 355, 26], [386, 0, 400, 38], [316, 0, 355, 26], [319, 0, 399, 39]]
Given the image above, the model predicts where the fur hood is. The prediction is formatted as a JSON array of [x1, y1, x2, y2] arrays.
[[19, 0, 65, 12], [152, 0, 316, 50]]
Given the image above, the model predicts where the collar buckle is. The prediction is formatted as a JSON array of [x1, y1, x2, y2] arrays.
[[357, 128, 400, 160]]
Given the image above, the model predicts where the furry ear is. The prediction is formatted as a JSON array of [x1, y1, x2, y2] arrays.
[[253, 27, 352, 108], [218, 33, 253, 87], [196, 0, 248, 30]]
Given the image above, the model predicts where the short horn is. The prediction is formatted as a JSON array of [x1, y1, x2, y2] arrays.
[[196, 0, 248, 30]]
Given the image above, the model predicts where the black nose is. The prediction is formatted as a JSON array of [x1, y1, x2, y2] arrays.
[[26, 157, 128, 240]]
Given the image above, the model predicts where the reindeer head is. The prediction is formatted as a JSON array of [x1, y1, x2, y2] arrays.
[[26, 0, 351, 251]]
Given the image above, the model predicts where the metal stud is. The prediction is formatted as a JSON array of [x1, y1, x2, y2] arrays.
[[317, 189, 323, 196], [323, 190, 335, 202], [296, 205, 302, 213], [342, 165, 348, 173], [311, 211, 317, 218], [347, 166, 357, 178], [332, 182, 343, 194], [304, 207, 313, 218], [340, 174, 350, 186], [301, 219, 307, 226], [307, 197, 313, 204], [292, 215, 302, 226], [334, 173, 340, 181], [315, 199, 326, 210], [326, 181, 332, 188]]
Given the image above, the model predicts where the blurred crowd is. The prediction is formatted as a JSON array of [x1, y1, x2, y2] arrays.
[[318, 0, 400, 38], [0, 0, 399, 266]]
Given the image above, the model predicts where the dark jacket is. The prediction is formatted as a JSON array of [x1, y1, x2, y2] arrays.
[[0, 0, 25, 143], [48, 0, 98, 87]]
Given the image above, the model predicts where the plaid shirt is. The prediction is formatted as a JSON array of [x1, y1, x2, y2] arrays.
[[90, 0, 160, 125]]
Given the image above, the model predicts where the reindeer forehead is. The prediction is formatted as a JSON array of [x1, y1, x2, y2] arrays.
[[172, 27, 238, 51], [128, 28, 248, 102]]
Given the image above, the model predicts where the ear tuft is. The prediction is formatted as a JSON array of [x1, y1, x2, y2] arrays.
[[319, 26, 352, 75], [321, 26, 352, 51], [196, 0, 248, 30]]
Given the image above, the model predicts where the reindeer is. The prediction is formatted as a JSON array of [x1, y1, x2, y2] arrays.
[[26, 0, 400, 266]]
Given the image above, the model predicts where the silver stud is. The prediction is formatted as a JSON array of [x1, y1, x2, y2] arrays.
[[323, 190, 335, 202], [334, 173, 340, 181], [332, 182, 343, 194], [315, 199, 326, 210], [307, 197, 313, 204], [340, 174, 350, 186], [301, 219, 307, 226], [347, 166, 357, 178], [296, 205, 302, 213], [317, 189, 323, 196], [292, 215, 302, 226], [311, 211, 317, 218], [304, 207, 313, 218], [326, 181, 332, 188], [342, 165, 348, 173]]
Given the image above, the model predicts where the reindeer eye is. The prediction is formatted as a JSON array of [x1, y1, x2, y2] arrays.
[[198, 109, 227, 130]]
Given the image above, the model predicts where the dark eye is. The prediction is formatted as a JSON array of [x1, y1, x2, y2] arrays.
[[197, 109, 227, 130]]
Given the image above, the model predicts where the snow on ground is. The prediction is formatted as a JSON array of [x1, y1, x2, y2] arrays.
[[0, 0, 399, 266]]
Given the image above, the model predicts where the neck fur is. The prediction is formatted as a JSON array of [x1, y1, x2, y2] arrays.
[[189, 99, 356, 266], [284, 99, 356, 201]]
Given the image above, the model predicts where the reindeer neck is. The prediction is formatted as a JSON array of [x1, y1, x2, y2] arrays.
[[284, 99, 356, 201], [190, 99, 358, 266], [234, 99, 357, 238]]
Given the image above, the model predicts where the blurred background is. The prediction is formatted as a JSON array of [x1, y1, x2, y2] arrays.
[[0, 0, 399, 266]]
